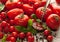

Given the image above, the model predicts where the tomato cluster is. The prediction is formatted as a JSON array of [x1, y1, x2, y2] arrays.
[[0, 0, 60, 42]]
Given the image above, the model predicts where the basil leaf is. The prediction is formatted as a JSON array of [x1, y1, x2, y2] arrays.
[[2, 34, 7, 42], [15, 26, 27, 33], [0, 3, 5, 12], [31, 14, 37, 19], [28, 19, 33, 26]]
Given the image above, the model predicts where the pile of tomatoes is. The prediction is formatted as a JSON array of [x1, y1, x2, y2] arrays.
[[0, 0, 60, 42]]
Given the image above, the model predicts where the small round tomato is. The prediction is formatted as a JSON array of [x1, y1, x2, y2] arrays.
[[9, 26, 15, 33], [1, 21, 8, 28], [47, 35, 53, 42], [9, 37, 16, 42], [28, 36, 34, 42], [19, 32, 25, 39], [7, 8, 24, 19], [46, 14, 60, 30], [11, 32, 18, 38], [44, 30, 50, 36], [14, 14, 29, 27], [26, 32, 32, 37], [36, 7, 52, 21]]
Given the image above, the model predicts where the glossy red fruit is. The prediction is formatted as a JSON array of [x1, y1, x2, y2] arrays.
[[19, 32, 25, 39], [9, 20, 14, 25], [44, 30, 50, 36], [9, 37, 16, 42], [26, 32, 32, 37], [1, 21, 8, 28], [0, 32, 4, 39], [56, 0, 60, 4], [9, 26, 15, 33], [36, 7, 52, 21], [6, 34, 12, 41], [0, 0, 7, 4], [48, 4, 60, 16], [47, 35, 53, 42], [5, 0, 20, 10], [14, 14, 29, 27], [46, 14, 60, 30], [1, 12, 6, 20], [11, 32, 18, 38], [22, 4, 34, 16], [7, 8, 24, 19], [28, 36, 34, 42]]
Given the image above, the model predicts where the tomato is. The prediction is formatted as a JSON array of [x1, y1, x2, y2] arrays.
[[1, 21, 8, 28], [9, 37, 16, 42], [46, 14, 60, 30], [56, 0, 60, 4], [26, 32, 32, 37], [7, 8, 24, 19], [11, 32, 18, 38], [49, 4, 60, 16], [5, 0, 20, 10], [22, 4, 34, 16], [44, 30, 50, 36], [28, 36, 34, 42], [9, 26, 15, 33], [14, 14, 29, 27], [36, 7, 52, 21], [47, 35, 53, 42], [19, 32, 25, 39]]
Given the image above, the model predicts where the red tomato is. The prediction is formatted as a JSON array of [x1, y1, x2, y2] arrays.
[[28, 36, 34, 42], [26, 32, 32, 37], [46, 14, 60, 30], [7, 8, 24, 19], [19, 32, 25, 39], [9, 26, 15, 33], [0, 0, 7, 4], [9, 37, 16, 42], [22, 4, 34, 16], [11, 32, 18, 38], [44, 30, 50, 36], [47, 35, 53, 42], [56, 0, 60, 4], [5, 0, 20, 10], [14, 14, 29, 27], [49, 4, 60, 16], [36, 7, 52, 21]]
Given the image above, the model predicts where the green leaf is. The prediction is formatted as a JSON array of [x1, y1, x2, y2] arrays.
[[28, 19, 33, 26], [15, 26, 27, 33], [0, 3, 5, 12], [31, 14, 37, 19], [2, 34, 7, 42], [36, 19, 42, 23]]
